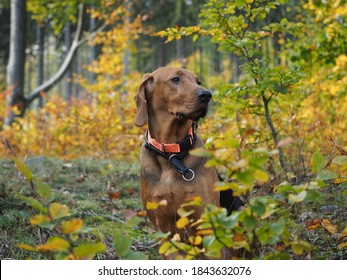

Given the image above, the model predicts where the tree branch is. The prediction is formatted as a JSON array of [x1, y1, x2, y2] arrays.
[[25, 4, 106, 107]]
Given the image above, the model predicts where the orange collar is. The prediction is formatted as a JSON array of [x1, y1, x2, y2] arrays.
[[146, 123, 197, 154]]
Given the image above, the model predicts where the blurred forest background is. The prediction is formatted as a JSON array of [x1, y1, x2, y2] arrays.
[[0, 0, 346, 260]]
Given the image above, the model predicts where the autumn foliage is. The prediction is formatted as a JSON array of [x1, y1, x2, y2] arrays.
[[1, 0, 347, 260]]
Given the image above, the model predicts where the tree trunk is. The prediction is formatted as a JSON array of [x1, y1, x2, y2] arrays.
[[37, 23, 45, 108], [5, 0, 26, 126], [65, 18, 73, 102], [4, 4, 105, 126], [88, 4, 96, 84]]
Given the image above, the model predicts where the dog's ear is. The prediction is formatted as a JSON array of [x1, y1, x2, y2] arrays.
[[134, 74, 152, 127]]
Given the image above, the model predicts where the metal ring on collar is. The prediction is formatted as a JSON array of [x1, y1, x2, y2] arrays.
[[169, 154, 177, 161], [182, 169, 195, 181]]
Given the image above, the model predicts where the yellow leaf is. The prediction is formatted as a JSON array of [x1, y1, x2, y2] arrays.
[[49, 203, 71, 220], [159, 241, 172, 255], [337, 242, 347, 249], [16, 244, 37, 251], [146, 201, 159, 210], [189, 235, 202, 246], [61, 218, 84, 235], [196, 229, 213, 235], [36, 236, 70, 252], [321, 219, 339, 235], [333, 178, 347, 184], [30, 214, 51, 225], [176, 217, 189, 229], [337, 228, 347, 241], [254, 169, 269, 183]]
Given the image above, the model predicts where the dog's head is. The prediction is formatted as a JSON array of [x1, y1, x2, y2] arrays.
[[134, 67, 212, 127]]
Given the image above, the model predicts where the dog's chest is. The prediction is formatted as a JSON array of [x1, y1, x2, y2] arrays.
[[141, 152, 196, 196]]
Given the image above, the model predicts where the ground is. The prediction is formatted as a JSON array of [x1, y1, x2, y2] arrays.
[[0, 157, 346, 259]]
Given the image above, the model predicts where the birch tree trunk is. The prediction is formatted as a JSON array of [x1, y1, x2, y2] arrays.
[[5, 0, 26, 126]]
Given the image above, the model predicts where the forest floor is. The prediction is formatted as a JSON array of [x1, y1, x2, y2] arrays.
[[0, 157, 346, 260]]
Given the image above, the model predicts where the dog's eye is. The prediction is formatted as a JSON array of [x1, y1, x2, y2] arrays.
[[197, 81, 202, 85], [171, 77, 180, 84]]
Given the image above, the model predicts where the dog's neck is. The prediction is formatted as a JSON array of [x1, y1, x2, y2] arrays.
[[148, 115, 193, 144]]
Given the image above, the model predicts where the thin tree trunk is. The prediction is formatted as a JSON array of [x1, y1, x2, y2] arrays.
[[37, 23, 45, 108], [88, 4, 96, 84], [65, 18, 72, 102], [5, 0, 26, 126], [4, 4, 106, 126], [261, 91, 289, 175]]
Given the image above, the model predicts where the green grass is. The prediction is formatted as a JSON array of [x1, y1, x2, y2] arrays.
[[0, 157, 161, 260]]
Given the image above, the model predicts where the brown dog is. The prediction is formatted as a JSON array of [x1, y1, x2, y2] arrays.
[[134, 67, 243, 243]]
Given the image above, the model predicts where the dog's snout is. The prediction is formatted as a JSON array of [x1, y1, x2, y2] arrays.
[[197, 90, 212, 103]]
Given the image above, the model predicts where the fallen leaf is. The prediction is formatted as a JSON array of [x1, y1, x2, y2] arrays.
[[321, 219, 339, 234], [127, 188, 136, 195], [337, 228, 347, 241], [337, 242, 347, 249], [108, 191, 120, 201], [333, 178, 347, 184], [306, 219, 322, 231]]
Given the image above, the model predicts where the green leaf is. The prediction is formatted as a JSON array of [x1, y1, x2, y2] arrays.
[[311, 151, 325, 173], [36, 179, 52, 200], [249, 200, 266, 216], [203, 236, 224, 251], [339, 182, 347, 188], [332, 156, 347, 166], [123, 251, 148, 260], [114, 231, 132, 257], [242, 214, 258, 230], [18, 194, 47, 213], [237, 169, 254, 186], [192, 34, 199, 42], [125, 216, 142, 228], [316, 170, 337, 180], [291, 240, 311, 255], [269, 219, 285, 235], [304, 189, 322, 203], [74, 242, 106, 260], [12, 157, 33, 183], [274, 184, 295, 194]]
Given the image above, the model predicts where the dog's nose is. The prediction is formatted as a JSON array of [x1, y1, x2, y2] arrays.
[[197, 90, 212, 103]]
